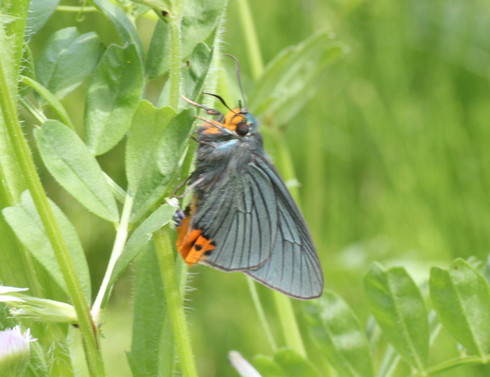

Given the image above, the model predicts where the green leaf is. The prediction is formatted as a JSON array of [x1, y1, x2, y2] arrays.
[[85, 43, 143, 155], [125, 101, 176, 222], [126, 101, 176, 194], [110, 203, 175, 286], [430, 259, 490, 358], [146, 0, 225, 78], [254, 349, 320, 377], [364, 263, 428, 371], [305, 291, 374, 377], [126, 104, 193, 222], [35, 120, 119, 222], [25, 0, 59, 40], [2, 191, 91, 301], [21, 76, 73, 128], [249, 32, 345, 126], [157, 109, 194, 176], [35, 27, 103, 99], [92, 0, 144, 58], [127, 247, 173, 377]]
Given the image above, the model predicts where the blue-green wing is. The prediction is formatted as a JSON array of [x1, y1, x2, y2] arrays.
[[245, 157, 324, 299], [192, 165, 278, 271]]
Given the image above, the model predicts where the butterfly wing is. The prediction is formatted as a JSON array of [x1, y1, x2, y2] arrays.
[[244, 157, 324, 299], [191, 164, 278, 271]]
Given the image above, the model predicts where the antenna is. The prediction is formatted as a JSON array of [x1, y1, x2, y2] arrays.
[[224, 54, 248, 111], [203, 92, 236, 113]]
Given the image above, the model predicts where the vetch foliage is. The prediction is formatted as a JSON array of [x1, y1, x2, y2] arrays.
[[1, 0, 489, 376]]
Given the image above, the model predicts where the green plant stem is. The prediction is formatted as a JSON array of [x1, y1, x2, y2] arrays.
[[415, 355, 489, 376], [168, 18, 182, 110], [91, 195, 133, 324], [238, 0, 307, 356], [56, 5, 97, 12], [0, 27, 105, 377], [237, 0, 264, 80], [246, 279, 278, 352], [154, 229, 198, 377]]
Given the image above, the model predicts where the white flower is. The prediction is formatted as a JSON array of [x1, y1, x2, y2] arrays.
[[0, 326, 36, 377], [0, 286, 28, 303]]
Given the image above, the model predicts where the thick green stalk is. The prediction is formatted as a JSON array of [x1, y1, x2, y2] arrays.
[[0, 26, 105, 377], [168, 16, 182, 110], [237, 0, 264, 80], [238, 0, 307, 357], [154, 229, 198, 377]]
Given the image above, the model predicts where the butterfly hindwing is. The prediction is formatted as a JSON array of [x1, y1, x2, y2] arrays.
[[245, 157, 324, 299]]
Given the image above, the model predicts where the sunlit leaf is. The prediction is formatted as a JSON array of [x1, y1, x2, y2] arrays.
[[35, 120, 119, 222], [127, 106, 193, 222], [254, 349, 320, 377], [306, 291, 373, 377], [430, 259, 490, 358], [364, 263, 428, 371], [3, 191, 91, 301]]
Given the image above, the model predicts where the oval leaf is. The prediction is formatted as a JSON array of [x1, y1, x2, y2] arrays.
[[2, 191, 91, 301], [35, 27, 103, 99], [35, 120, 118, 222], [430, 259, 490, 358], [364, 263, 428, 371], [125, 101, 177, 222], [85, 43, 143, 155], [305, 291, 374, 377]]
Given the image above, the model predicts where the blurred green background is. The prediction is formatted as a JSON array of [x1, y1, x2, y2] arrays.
[[27, 0, 490, 375]]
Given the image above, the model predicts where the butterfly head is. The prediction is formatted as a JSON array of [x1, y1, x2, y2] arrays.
[[221, 108, 258, 137]]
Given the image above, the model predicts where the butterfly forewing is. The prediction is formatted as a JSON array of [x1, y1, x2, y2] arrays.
[[193, 167, 278, 271]]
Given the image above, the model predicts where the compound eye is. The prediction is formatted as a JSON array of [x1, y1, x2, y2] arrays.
[[236, 122, 249, 136]]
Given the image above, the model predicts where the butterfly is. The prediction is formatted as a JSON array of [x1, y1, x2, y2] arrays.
[[175, 93, 323, 300]]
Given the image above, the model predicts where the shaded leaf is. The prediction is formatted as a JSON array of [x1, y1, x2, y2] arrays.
[[92, 0, 144, 58], [21, 76, 73, 128], [249, 32, 345, 126], [2, 191, 91, 301], [35, 27, 103, 99], [364, 263, 428, 371], [110, 203, 175, 286], [146, 0, 225, 78], [430, 259, 490, 358], [85, 43, 143, 155], [305, 291, 373, 377], [127, 246, 173, 377], [25, 0, 59, 40], [35, 120, 118, 222]]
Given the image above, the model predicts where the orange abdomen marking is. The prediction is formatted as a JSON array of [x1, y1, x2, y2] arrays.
[[176, 211, 216, 266]]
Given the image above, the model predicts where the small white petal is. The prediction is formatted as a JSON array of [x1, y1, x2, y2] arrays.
[[228, 351, 262, 377], [0, 286, 28, 294], [0, 296, 25, 303]]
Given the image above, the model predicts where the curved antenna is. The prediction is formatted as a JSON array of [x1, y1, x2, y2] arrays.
[[224, 54, 248, 111], [203, 92, 236, 114]]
